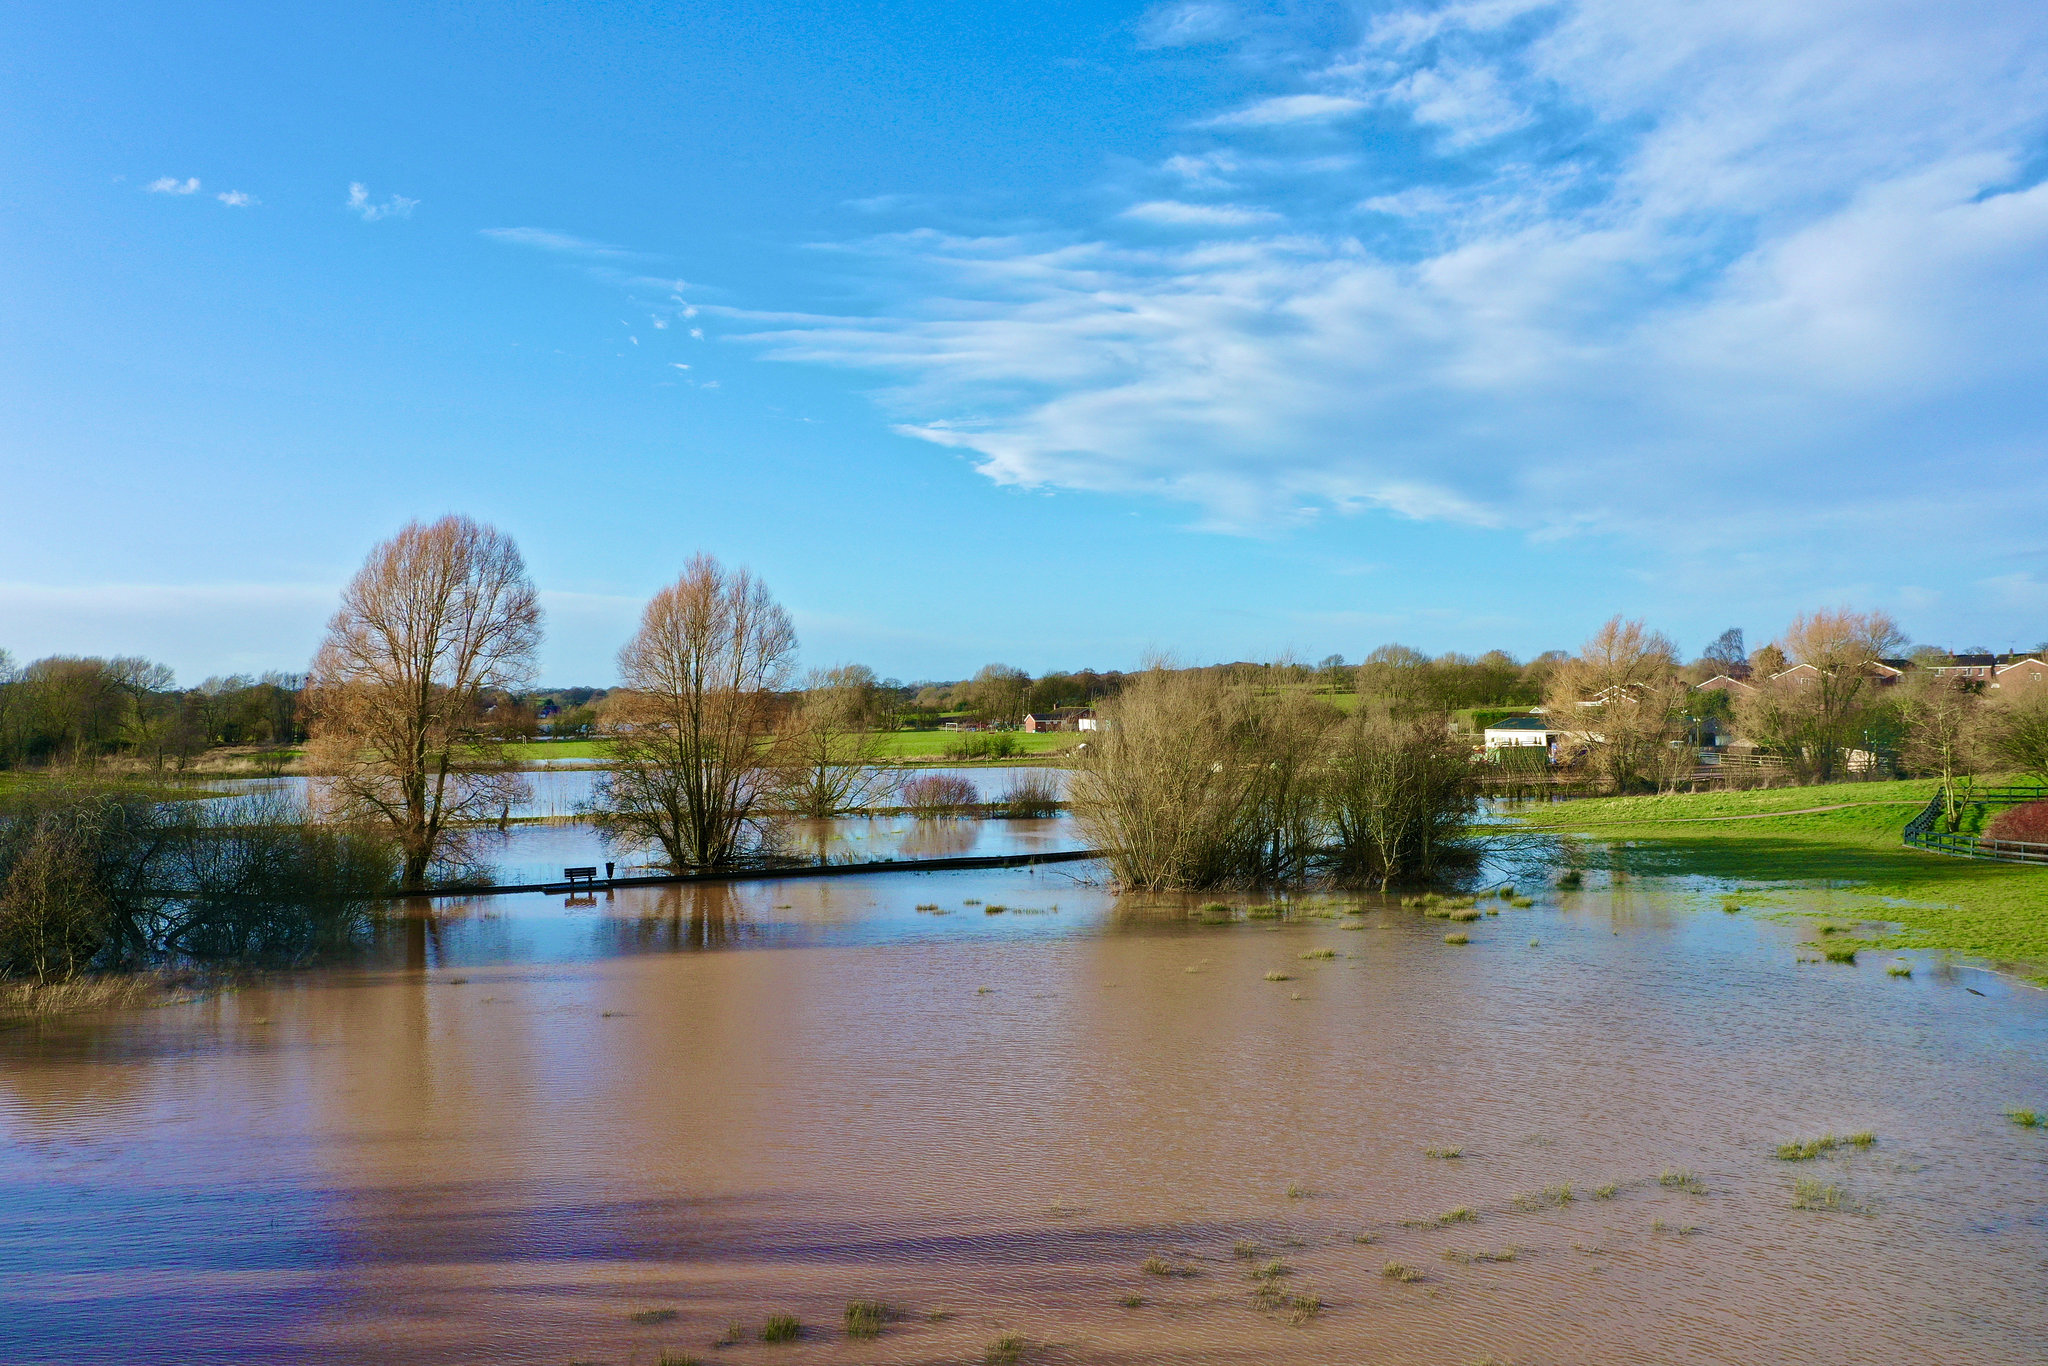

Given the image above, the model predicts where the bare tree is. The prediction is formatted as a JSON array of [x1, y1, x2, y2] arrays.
[[779, 664, 894, 817], [591, 555, 796, 869], [1322, 704, 1474, 887], [305, 516, 541, 890], [1069, 667, 1332, 889], [1898, 672, 1986, 831], [1985, 672, 2048, 786], [1544, 618, 1689, 791], [1736, 608, 1906, 782]]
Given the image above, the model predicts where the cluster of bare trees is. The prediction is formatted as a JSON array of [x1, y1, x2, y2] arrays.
[[1070, 668, 1474, 889]]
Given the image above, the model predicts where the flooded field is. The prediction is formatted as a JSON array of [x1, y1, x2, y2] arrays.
[[4, 854, 2048, 1365]]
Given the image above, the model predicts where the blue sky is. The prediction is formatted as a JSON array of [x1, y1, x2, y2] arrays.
[[4, 0, 2047, 685]]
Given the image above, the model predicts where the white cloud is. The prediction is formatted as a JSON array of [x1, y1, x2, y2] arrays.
[[215, 190, 257, 207], [727, 0, 2048, 571], [1136, 1, 1245, 49], [1121, 200, 1282, 227], [480, 226, 638, 258], [347, 182, 418, 221], [146, 176, 200, 194], [1201, 94, 1367, 128]]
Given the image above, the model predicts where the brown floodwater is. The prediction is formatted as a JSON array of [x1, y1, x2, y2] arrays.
[[4, 857, 2048, 1365]]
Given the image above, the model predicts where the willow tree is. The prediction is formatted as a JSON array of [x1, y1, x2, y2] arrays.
[[306, 516, 541, 890], [593, 555, 796, 868]]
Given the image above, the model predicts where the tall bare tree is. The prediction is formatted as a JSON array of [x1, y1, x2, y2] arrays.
[[306, 516, 541, 890], [1544, 617, 1689, 791], [592, 555, 796, 869]]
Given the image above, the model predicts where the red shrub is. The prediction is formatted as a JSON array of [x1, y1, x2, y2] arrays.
[[1985, 801, 2048, 845], [900, 773, 978, 817]]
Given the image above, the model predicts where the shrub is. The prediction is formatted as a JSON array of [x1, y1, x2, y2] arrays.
[[996, 769, 1062, 819], [1986, 801, 2048, 845], [900, 773, 979, 817]]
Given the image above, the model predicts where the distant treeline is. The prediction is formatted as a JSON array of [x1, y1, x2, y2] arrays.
[[0, 652, 303, 770]]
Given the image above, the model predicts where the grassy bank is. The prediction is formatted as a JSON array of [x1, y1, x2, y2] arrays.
[[1504, 778, 2048, 977]]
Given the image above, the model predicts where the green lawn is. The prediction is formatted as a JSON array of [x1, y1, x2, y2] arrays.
[[1504, 777, 2048, 976]]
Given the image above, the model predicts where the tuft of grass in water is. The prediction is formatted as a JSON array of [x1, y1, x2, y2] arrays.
[[1887, 960, 1913, 977], [915, 903, 941, 912], [1141, 1255, 1172, 1276], [1263, 970, 1292, 981], [1285, 1181, 1310, 1199], [658, 1354, 703, 1366], [1442, 1247, 1517, 1264], [1288, 1292, 1323, 1324], [1498, 884, 1517, 900], [1351, 1231, 1374, 1244], [1776, 1135, 1843, 1160], [1822, 942, 1859, 964], [1381, 1261, 1422, 1283], [1650, 1219, 1699, 1235], [2007, 1108, 2045, 1128], [1252, 1258, 1291, 1281], [1424, 1146, 1463, 1160], [844, 1301, 886, 1340], [1791, 1178, 1871, 1214], [1299, 947, 1338, 960], [715, 1322, 747, 1346], [1248, 1281, 1286, 1311], [760, 1315, 801, 1343], [1119, 1293, 1144, 1308], [1557, 870, 1583, 889], [985, 1333, 1026, 1366], [629, 1308, 679, 1325], [1448, 908, 1483, 922], [984, 904, 1007, 914], [1846, 1130, 1876, 1148], [1722, 900, 1743, 913], [1444, 932, 1470, 944], [926, 1309, 954, 1323], [1593, 1181, 1619, 1200], [1437, 1206, 1478, 1225], [1659, 1169, 1707, 1195], [1508, 896, 1535, 908], [1233, 1240, 1261, 1259], [1246, 904, 1283, 919], [1511, 1184, 1573, 1211], [962, 899, 981, 906]]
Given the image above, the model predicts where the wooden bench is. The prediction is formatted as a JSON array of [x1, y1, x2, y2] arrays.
[[563, 866, 598, 887]]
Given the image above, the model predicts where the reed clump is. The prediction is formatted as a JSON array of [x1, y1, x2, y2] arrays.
[[760, 1315, 801, 1343], [843, 1301, 886, 1340]]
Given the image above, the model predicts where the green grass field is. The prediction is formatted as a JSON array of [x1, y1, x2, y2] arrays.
[[1505, 777, 2048, 975]]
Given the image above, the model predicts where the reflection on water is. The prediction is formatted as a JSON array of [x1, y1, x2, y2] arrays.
[[4, 868, 2048, 1365]]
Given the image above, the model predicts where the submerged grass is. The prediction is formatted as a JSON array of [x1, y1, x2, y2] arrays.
[[1658, 1169, 1707, 1195], [985, 1334, 1026, 1366], [1381, 1261, 1422, 1283], [628, 1308, 678, 1325], [760, 1315, 801, 1343], [1791, 1178, 1872, 1214]]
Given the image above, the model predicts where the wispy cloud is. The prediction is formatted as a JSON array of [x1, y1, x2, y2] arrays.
[[146, 176, 201, 195], [727, 0, 2048, 572], [1121, 200, 1281, 227], [346, 182, 418, 221], [1201, 94, 1366, 128], [479, 226, 641, 258], [215, 190, 257, 207]]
